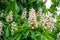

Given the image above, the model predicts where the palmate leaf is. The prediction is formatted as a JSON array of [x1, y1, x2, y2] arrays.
[[4, 1, 20, 16], [41, 35, 48, 40], [5, 28, 9, 38], [41, 34, 54, 40], [10, 0, 16, 2], [15, 2, 20, 14], [31, 31, 37, 40], [22, 31, 29, 39], [13, 33, 21, 40], [34, 31, 41, 40]]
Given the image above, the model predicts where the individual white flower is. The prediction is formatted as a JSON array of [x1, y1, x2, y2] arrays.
[[54, 18, 56, 22], [28, 8, 38, 29], [11, 22, 16, 27], [56, 11, 60, 16], [45, 0, 53, 9], [11, 27, 14, 29], [56, 6, 60, 11], [46, 11, 53, 17], [32, 27, 35, 29], [6, 11, 13, 23], [14, 28, 18, 30], [21, 8, 27, 20], [42, 0, 47, 3], [56, 6, 60, 16]]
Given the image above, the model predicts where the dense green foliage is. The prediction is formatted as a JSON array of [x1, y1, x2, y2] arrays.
[[0, 0, 60, 40]]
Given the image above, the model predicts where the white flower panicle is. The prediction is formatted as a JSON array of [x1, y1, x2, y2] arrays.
[[11, 22, 18, 35], [21, 8, 27, 20], [38, 9, 56, 29], [28, 8, 38, 29], [0, 21, 2, 35], [6, 11, 13, 23]]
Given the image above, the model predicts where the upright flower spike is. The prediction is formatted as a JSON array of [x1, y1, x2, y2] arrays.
[[11, 22, 18, 35], [28, 8, 38, 29], [6, 11, 13, 23], [21, 8, 27, 20], [38, 9, 56, 30], [0, 21, 2, 35]]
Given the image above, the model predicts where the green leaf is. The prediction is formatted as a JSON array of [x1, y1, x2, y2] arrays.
[[5, 28, 9, 38], [41, 35, 48, 40], [22, 31, 29, 39], [15, 2, 20, 14], [10, 0, 16, 2], [13, 33, 21, 40], [31, 31, 37, 40], [16, 34, 21, 40]]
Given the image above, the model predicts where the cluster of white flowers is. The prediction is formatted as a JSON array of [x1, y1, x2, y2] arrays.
[[56, 6, 60, 16], [28, 8, 38, 29], [0, 21, 2, 35], [57, 32, 60, 40], [21, 8, 27, 20], [11, 22, 18, 35], [6, 11, 13, 23], [38, 9, 56, 30]]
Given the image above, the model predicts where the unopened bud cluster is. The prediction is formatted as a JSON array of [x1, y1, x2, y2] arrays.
[[6, 11, 13, 23], [28, 8, 38, 29], [21, 8, 27, 20], [0, 21, 2, 35], [11, 22, 18, 35]]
